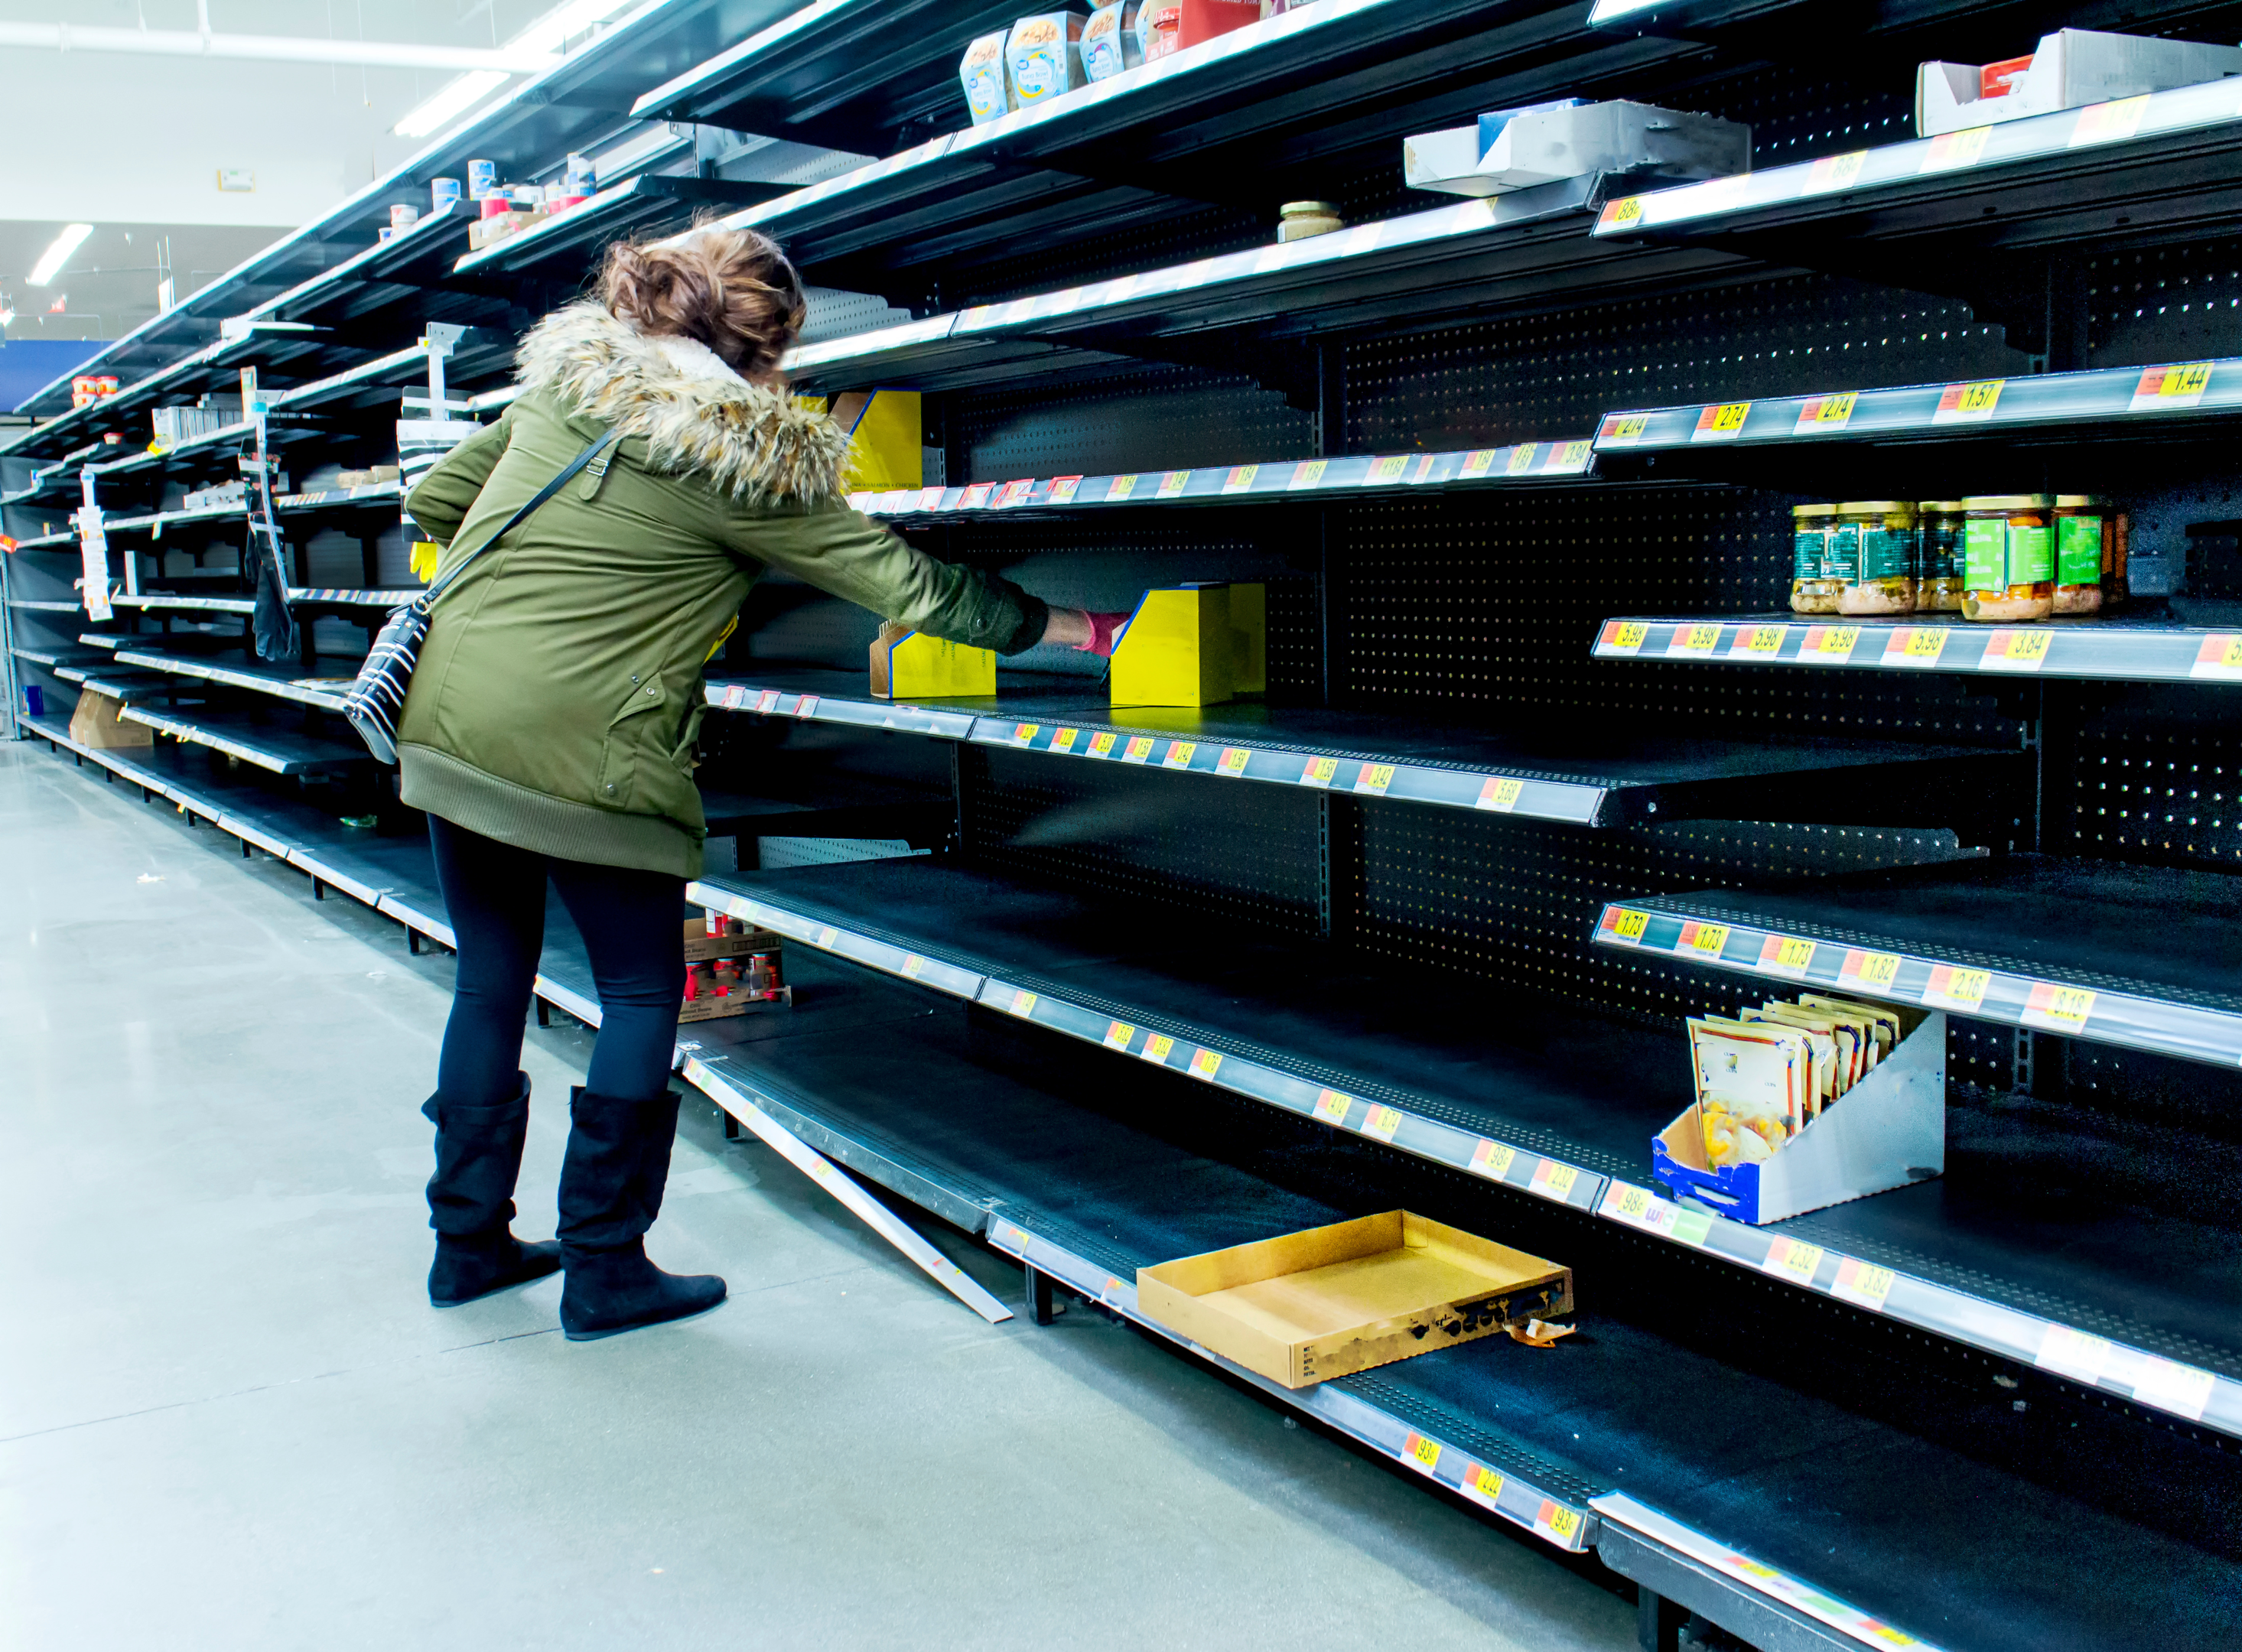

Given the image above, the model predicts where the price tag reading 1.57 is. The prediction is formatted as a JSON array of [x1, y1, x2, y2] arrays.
[[1934, 378, 2005, 423]]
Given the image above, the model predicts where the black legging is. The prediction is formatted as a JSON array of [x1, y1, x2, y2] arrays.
[[428, 815, 685, 1106]]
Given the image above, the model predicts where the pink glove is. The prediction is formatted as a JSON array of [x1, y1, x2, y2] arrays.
[[1075, 610, 1133, 658]]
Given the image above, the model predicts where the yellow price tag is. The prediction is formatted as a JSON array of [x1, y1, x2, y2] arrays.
[[1839, 948, 1902, 992], [1683, 920, 1730, 956], [1461, 1463, 1505, 1505], [1668, 622, 1722, 657], [1603, 620, 1648, 653], [815, 925, 838, 948], [1733, 623, 1786, 657], [1470, 1139, 1515, 1180], [1012, 723, 1040, 744], [1600, 412, 1650, 444], [1807, 151, 1866, 191], [1369, 455, 1410, 481], [1764, 1237, 1824, 1283], [1354, 762, 1396, 796], [1531, 1159, 1579, 1200], [1476, 776, 1524, 812], [2000, 629, 2052, 663], [1924, 126, 1992, 171], [1217, 746, 1251, 776], [1052, 727, 1082, 753], [1612, 1183, 1653, 1221], [2024, 981, 2097, 1030], [1606, 908, 1650, 944], [1506, 444, 1538, 474], [1691, 401, 1752, 442], [1287, 459, 1328, 490], [1141, 1033, 1174, 1064], [1157, 469, 1190, 496], [1314, 1088, 1352, 1124], [1300, 755, 1339, 788], [1538, 1502, 1582, 1543], [1598, 196, 1645, 231], [1362, 1104, 1403, 1142], [1122, 736, 1155, 763], [1163, 740, 1197, 769], [1403, 1431, 1442, 1472], [1102, 1020, 1134, 1050], [1189, 1048, 1223, 1080], [1759, 933, 1816, 975], [1088, 730, 1118, 757], [1809, 625, 1860, 660], [1220, 464, 1258, 493], [1108, 473, 1138, 499], [1923, 964, 1990, 1012], [1884, 626, 1948, 665], [1934, 377, 2005, 422], [1010, 990, 1037, 1017], [2070, 93, 2150, 146], [1833, 1257, 1895, 1310]]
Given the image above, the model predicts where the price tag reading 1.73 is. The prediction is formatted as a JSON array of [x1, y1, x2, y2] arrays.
[[1681, 920, 1729, 958], [1603, 908, 1650, 945], [1759, 934, 1816, 977]]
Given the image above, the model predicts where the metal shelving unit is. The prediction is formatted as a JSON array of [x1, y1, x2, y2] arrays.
[[13, 2, 2242, 1644], [704, 665, 2021, 831]]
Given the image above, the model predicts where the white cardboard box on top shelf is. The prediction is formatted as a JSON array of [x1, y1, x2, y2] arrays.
[[1404, 100, 1751, 197], [1916, 28, 2242, 137], [1652, 1011, 1948, 1225]]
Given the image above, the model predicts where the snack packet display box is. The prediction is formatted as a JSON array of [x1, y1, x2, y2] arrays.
[[1915, 28, 2242, 138], [1656, 1010, 1947, 1225], [870, 620, 997, 699], [1137, 1211, 1572, 1388]]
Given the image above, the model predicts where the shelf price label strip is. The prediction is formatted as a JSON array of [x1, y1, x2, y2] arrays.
[[1597, 1178, 2237, 1430], [1593, 356, 2242, 454], [971, 720, 1605, 824], [1590, 1492, 1948, 1650], [1591, 73, 2242, 241], [1592, 899, 2242, 1068], [848, 442, 1596, 519], [1594, 616, 2242, 685], [984, 1217, 1595, 1552], [678, 1057, 1012, 1325]]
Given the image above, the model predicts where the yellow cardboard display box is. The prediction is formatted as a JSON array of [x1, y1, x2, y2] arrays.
[[1108, 582, 1265, 707], [1137, 1211, 1572, 1388], [870, 619, 996, 700], [815, 389, 922, 491]]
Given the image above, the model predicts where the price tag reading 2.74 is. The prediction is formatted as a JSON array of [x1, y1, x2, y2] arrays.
[[1691, 402, 1752, 442]]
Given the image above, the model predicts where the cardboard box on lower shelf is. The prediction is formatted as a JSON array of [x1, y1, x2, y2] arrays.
[[870, 620, 995, 700], [1658, 1006, 1946, 1224], [1137, 1211, 1573, 1388], [67, 688, 153, 750], [678, 919, 788, 1023], [1108, 582, 1264, 707], [682, 915, 785, 962]]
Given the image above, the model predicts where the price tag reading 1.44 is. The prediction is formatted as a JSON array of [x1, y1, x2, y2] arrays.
[[2130, 360, 2214, 412]]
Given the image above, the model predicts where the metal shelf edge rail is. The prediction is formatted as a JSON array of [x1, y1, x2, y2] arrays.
[[1593, 354, 2242, 453], [1592, 613, 2242, 685], [1593, 76, 2242, 241], [704, 679, 1609, 826], [689, 876, 2242, 1443], [1591, 893, 2242, 1074], [845, 439, 1597, 518], [111, 649, 353, 713]]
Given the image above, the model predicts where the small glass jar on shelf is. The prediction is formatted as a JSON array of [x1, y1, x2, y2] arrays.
[[1961, 494, 2055, 622], [1915, 502, 1964, 613], [1834, 501, 1919, 615], [1789, 504, 1840, 613]]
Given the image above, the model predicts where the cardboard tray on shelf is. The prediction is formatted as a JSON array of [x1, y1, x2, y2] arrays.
[[1136, 1210, 1571, 1388]]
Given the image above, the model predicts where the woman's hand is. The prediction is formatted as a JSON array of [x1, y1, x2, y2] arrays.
[[1042, 607, 1131, 656]]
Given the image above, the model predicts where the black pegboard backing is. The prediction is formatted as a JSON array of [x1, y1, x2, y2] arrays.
[[963, 743, 1324, 938], [1347, 799, 1980, 1021], [2087, 237, 2242, 372], [1656, 63, 1915, 169], [1345, 274, 2027, 453], [1328, 487, 2018, 744], [942, 199, 1272, 311], [2055, 1038, 2242, 1141], [2055, 683, 2242, 873], [951, 360, 1315, 480]]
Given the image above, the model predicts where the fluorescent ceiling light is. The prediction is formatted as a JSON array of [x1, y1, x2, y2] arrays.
[[392, 0, 641, 137], [393, 69, 506, 137], [28, 224, 93, 287]]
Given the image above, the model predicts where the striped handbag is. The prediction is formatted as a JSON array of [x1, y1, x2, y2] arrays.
[[343, 428, 620, 763]]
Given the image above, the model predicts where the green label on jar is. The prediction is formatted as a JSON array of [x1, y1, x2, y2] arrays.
[[1921, 523, 1961, 580], [1793, 528, 1825, 580], [1823, 522, 1860, 582], [1964, 519, 2008, 590], [1860, 525, 1917, 582], [2009, 522, 2052, 583], [2057, 516, 2102, 584]]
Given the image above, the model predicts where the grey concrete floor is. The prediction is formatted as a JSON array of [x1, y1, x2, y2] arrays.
[[0, 741, 1638, 1652]]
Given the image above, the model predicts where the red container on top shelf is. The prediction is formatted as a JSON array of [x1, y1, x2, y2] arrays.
[[1140, 0, 1258, 60]]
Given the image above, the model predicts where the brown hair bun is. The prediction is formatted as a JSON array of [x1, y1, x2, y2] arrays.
[[598, 225, 806, 381]]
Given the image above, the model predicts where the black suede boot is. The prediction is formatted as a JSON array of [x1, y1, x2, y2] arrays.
[[423, 1074, 562, 1307], [557, 1085, 726, 1341]]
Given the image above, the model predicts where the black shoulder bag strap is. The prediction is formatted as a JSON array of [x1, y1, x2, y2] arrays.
[[413, 427, 622, 616]]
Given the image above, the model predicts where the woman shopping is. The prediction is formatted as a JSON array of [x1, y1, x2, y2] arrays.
[[398, 226, 1111, 1340]]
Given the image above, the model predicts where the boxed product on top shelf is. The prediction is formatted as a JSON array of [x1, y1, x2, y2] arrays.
[[961, 0, 1261, 123], [1917, 28, 2242, 138], [1664, 996, 1943, 1225], [1789, 496, 2127, 620], [1404, 99, 1749, 197]]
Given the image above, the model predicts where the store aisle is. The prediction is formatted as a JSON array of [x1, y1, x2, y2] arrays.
[[0, 745, 1634, 1652]]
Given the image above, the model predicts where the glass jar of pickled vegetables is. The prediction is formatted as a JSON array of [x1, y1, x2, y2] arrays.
[[2053, 495, 2107, 616], [1916, 502, 1964, 612], [1834, 501, 1918, 615], [1790, 504, 1839, 613], [1961, 494, 2055, 622]]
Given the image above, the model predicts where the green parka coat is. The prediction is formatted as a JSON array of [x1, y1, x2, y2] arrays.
[[396, 302, 1043, 878]]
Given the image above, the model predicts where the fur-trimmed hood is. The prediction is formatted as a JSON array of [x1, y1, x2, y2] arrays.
[[513, 302, 851, 505]]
